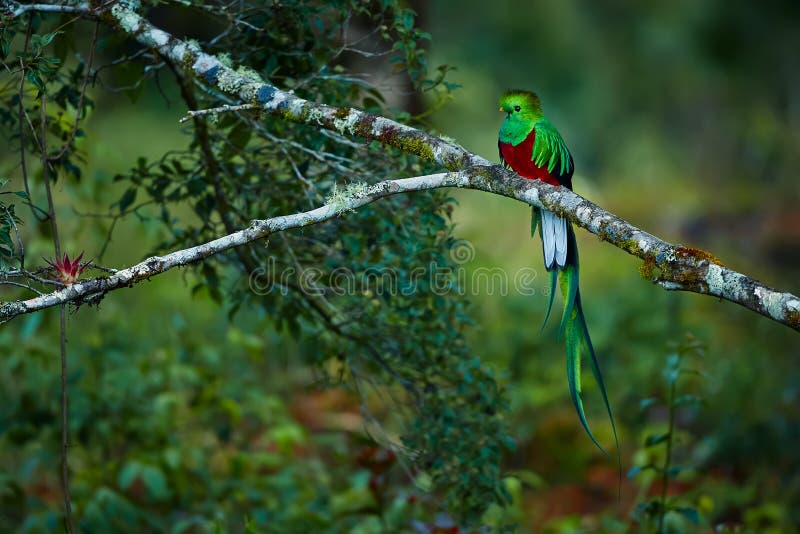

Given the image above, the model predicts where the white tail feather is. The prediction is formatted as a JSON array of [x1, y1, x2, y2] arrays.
[[555, 216, 567, 267], [541, 209, 568, 269]]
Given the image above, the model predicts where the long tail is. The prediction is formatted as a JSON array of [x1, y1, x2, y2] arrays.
[[534, 207, 620, 460]]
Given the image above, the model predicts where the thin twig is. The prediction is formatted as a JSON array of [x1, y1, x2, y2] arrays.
[[0, 280, 44, 295], [17, 24, 48, 221], [178, 102, 260, 123], [58, 304, 73, 534], [50, 20, 99, 163], [2, 268, 64, 287], [40, 87, 73, 534], [40, 96, 60, 257], [86, 263, 117, 274], [91, 48, 148, 81]]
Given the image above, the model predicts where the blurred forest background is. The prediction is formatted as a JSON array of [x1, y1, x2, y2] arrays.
[[1, 0, 799, 532]]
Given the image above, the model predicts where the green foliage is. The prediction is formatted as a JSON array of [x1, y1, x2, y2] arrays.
[[0, 314, 444, 532], [0, 18, 92, 183], [629, 335, 706, 533]]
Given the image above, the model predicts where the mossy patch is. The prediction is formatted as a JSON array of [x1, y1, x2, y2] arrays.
[[667, 263, 707, 287], [395, 135, 435, 161], [333, 107, 351, 120], [368, 123, 435, 162], [616, 237, 642, 257], [636, 245, 720, 288], [596, 222, 621, 244], [674, 246, 723, 266], [786, 309, 800, 330], [639, 253, 657, 279]]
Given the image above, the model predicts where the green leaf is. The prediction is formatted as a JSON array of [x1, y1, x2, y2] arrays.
[[401, 10, 415, 31], [32, 31, 61, 49], [627, 464, 658, 478], [674, 506, 700, 524], [0, 230, 14, 251], [634, 499, 663, 519], [118, 461, 141, 490], [118, 462, 170, 501], [118, 187, 137, 212], [506, 469, 545, 489], [140, 465, 170, 501], [627, 465, 642, 479], [639, 397, 659, 410], [227, 124, 252, 152], [25, 70, 44, 92], [501, 435, 516, 452], [644, 432, 671, 448], [170, 159, 186, 175], [35, 62, 53, 74], [85, 487, 141, 528], [667, 464, 693, 477], [162, 448, 181, 470]]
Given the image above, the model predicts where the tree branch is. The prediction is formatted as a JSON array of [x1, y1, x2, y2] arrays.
[[2, 1, 798, 332], [0, 170, 797, 330], [3, 1, 93, 18], [0, 172, 452, 319]]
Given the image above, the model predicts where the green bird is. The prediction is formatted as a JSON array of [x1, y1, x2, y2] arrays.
[[498, 89, 619, 458]]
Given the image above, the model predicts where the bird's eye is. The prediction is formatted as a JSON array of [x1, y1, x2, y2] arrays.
[[514, 105, 521, 112]]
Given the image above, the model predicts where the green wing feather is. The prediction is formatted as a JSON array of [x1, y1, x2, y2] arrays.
[[531, 205, 540, 237], [531, 118, 573, 177]]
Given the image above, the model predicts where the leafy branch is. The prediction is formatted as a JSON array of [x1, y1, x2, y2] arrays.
[[629, 335, 707, 532]]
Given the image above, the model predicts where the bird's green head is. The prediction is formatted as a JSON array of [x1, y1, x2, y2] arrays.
[[499, 90, 543, 121]]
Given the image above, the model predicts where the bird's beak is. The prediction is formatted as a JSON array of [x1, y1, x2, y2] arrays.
[[498, 107, 504, 112]]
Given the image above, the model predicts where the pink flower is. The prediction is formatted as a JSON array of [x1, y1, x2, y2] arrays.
[[45, 252, 88, 285]]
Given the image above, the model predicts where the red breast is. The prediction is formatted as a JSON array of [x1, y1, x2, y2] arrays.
[[499, 129, 563, 187]]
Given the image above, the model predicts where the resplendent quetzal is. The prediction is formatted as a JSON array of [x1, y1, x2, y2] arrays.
[[498, 90, 619, 457]]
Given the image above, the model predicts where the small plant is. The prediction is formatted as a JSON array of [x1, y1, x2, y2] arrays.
[[45, 252, 89, 285], [629, 334, 706, 533]]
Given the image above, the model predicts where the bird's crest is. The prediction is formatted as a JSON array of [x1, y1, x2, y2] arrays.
[[499, 89, 543, 114]]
